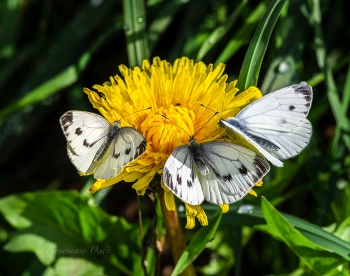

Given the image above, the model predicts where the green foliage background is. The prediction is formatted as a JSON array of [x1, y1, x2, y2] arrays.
[[0, 0, 349, 275]]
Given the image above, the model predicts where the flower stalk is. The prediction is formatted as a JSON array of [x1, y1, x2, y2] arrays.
[[159, 193, 197, 276]]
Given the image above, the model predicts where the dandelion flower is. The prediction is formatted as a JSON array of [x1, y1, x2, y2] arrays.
[[85, 57, 263, 228]]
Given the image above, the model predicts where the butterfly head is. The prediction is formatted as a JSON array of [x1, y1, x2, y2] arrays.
[[188, 137, 198, 146], [112, 120, 122, 128]]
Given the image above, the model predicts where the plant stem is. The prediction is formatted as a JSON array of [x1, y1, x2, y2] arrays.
[[159, 193, 197, 276]]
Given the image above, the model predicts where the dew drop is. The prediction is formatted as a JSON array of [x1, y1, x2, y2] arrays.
[[238, 205, 254, 214], [178, 205, 185, 212], [137, 16, 146, 23], [181, 0, 189, 3], [123, 25, 131, 31], [278, 62, 291, 74]]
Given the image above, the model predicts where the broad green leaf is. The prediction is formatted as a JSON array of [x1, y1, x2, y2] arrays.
[[197, 204, 350, 261], [123, 0, 149, 68], [261, 197, 348, 275], [171, 209, 222, 276], [197, 0, 247, 61], [237, 0, 288, 91], [0, 191, 146, 276], [43, 258, 107, 276], [215, 2, 268, 66]]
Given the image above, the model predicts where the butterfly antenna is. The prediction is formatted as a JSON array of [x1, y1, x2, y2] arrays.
[[161, 115, 191, 138], [120, 107, 152, 121], [96, 92, 119, 120], [193, 111, 219, 138], [200, 103, 221, 118]]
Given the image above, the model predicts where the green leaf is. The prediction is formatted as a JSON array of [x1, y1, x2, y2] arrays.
[[261, 197, 348, 275], [0, 191, 146, 276], [171, 209, 222, 276], [197, 0, 247, 61], [237, 0, 288, 91], [215, 2, 268, 66], [197, 204, 350, 262], [123, 0, 149, 68]]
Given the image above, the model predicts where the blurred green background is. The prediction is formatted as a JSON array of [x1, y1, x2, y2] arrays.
[[0, 0, 349, 275]]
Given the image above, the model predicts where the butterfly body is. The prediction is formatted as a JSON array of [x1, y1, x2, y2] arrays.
[[94, 120, 121, 162]]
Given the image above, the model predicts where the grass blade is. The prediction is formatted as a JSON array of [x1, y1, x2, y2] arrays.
[[261, 197, 348, 275], [215, 2, 268, 66], [171, 209, 222, 276], [123, 0, 149, 68], [197, 0, 248, 61], [148, 0, 186, 54], [237, 0, 288, 91], [195, 204, 350, 261], [310, 0, 350, 151], [0, 21, 122, 119]]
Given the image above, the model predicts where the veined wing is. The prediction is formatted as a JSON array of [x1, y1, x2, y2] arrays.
[[94, 139, 124, 179], [237, 82, 312, 132], [221, 119, 284, 167], [199, 141, 270, 205], [110, 127, 147, 169], [60, 111, 110, 156], [252, 118, 312, 160], [163, 145, 204, 205], [67, 140, 105, 174]]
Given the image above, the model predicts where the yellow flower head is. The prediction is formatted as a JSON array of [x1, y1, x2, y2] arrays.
[[85, 57, 263, 228]]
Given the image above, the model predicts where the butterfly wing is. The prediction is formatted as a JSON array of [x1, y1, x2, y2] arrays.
[[163, 145, 204, 205], [94, 127, 147, 180], [60, 111, 110, 156], [198, 141, 270, 204], [222, 82, 313, 166], [236, 82, 312, 132], [245, 118, 312, 161], [67, 142, 103, 174]]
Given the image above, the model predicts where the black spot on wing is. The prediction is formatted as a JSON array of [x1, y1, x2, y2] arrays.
[[137, 140, 147, 154], [253, 156, 269, 183], [83, 139, 89, 147], [280, 119, 287, 124], [61, 111, 73, 126], [212, 168, 222, 179], [174, 186, 178, 194], [83, 139, 97, 148], [164, 168, 174, 190], [303, 111, 308, 115], [305, 103, 311, 107], [75, 128, 82, 135], [113, 152, 120, 159], [177, 175, 182, 185], [187, 180, 193, 188], [238, 165, 248, 175], [125, 148, 131, 155], [223, 174, 233, 182], [289, 105, 295, 111]]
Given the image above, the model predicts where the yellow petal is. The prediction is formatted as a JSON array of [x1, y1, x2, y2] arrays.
[[219, 204, 229, 213]]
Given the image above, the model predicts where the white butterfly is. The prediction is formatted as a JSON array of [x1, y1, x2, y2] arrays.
[[163, 117, 270, 205], [219, 82, 313, 167], [60, 111, 147, 179]]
